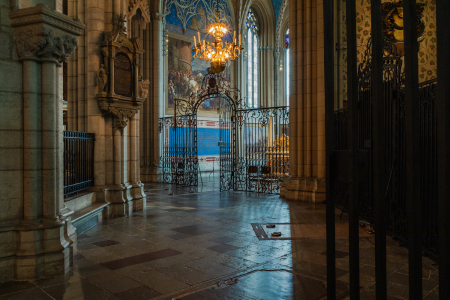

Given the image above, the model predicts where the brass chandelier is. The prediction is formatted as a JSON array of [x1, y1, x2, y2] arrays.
[[193, 0, 243, 74]]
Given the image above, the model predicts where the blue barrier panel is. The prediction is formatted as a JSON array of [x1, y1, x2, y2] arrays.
[[170, 127, 229, 156]]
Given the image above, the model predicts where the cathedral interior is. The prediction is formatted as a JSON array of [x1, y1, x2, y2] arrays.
[[0, 0, 448, 299]]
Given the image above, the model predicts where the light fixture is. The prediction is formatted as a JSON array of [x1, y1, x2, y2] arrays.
[[193, 0, 243, 74]]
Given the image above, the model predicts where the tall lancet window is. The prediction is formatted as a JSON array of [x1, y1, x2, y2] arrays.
[[286, 29, 290, 106], [246, 9, 259, 108]]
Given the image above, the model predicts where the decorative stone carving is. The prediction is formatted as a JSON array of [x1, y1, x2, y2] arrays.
[[127, 0, 151, 30], [97, 64, 108, 94], [152, 12, 165, 22], [139, 76, 150, 99], [109, 107, 138, 129], [97, 15, 145, 129], [9, 4, 85, 64]]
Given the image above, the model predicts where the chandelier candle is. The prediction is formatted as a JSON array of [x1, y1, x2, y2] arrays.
[[193, 0, 244, 74]]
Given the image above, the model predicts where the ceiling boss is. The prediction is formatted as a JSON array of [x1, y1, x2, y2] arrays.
[[193, 0, 243, 74]]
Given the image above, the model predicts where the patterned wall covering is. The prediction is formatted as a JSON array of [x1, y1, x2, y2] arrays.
[[337, 0, 437, 105]]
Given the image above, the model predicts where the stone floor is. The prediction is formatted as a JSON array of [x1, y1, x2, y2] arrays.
[[0, 174, 440, 299]]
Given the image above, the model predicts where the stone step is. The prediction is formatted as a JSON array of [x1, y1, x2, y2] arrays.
[[72, 203, 109, 236]]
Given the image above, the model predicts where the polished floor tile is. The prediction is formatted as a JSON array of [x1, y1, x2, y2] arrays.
[[0, 174, 440, 299]]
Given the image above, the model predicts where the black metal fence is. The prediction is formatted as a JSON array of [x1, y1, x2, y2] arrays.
[[324, 1, 449, 298], [63, 131, 95, 196], [333, 72, 439, 257]]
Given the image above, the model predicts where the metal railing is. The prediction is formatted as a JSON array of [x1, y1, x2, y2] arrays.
[[333, 78, 439, 258], [63, 131, 95, 196], [158, 106, 290, 194]]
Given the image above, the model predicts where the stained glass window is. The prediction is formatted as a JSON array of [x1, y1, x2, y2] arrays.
[[246, 9, 259, 108], [286, 29, 290, 107]]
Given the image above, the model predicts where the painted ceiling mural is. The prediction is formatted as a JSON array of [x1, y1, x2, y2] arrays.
[[164, 0, 286, 33], [164, 0, 233, 34], [271, 0, 284, 24]]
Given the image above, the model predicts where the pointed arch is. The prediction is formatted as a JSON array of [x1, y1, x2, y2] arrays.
[[275, 0, 289, 50], [127, 0, 152, 26], [240, 0, 275, 48], [238, 0, 276, 108]]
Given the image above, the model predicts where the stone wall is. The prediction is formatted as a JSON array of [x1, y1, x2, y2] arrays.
[[0, 0, 23, 282]]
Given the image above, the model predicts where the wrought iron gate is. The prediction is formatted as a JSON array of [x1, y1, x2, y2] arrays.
[[218, 96, 236, 191], [167, 73, 239, 191], [235, 106, 289, 194], [159, 74, 290, 194]]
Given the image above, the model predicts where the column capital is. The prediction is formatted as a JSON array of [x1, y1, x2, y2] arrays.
[[9, 4, 85, 65], [152, 12, 165, 21]]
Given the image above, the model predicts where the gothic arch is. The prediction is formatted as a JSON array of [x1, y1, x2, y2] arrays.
[[240, 0, 275, 48], [239, 0, 276, 107], [276, 1, 289, 51]]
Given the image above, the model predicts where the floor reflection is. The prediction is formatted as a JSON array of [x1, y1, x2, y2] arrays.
[[0, 174, 439, 299]]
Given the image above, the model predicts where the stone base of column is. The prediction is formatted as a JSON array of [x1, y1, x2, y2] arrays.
[[14, 216, 74, 281], [103, 184, 146, 218], [140, 166, 162, 183], [104, 184, 132, 218], [130, 182, 146, 200], [280, 176, 326, 202], [130, 182, 146, 212]]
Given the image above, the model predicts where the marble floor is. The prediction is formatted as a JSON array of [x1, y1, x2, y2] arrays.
[[0, 173, 440, 299]]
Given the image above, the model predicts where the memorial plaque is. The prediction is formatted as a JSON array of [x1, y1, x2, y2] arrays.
[[114, 52, 132, 97]]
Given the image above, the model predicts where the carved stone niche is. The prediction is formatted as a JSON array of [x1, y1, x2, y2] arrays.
[[97, 15, 145, 130]]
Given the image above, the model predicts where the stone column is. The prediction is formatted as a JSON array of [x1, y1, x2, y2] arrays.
[[259, 47, 275, 107], [274, 50, 281, 106], [141, 13, 164, 182], [106, 122, 133, 218], [42, 61, 59, 220], [23, 60, 43, 222], [9, 4, 84, 280], [129, 112, 146, 209], [280, 0, 326, 202]]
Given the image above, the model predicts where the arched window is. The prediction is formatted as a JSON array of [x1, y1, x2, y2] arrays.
[[285, 29, 290, 107], [246, 9, 259, 108]]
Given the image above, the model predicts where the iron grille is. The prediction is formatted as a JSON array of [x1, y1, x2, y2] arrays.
[[334, 60, 439, 257], [63, 131, 95, 196]]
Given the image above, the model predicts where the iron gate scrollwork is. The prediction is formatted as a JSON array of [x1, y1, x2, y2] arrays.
[[235, 106, 289, 194], [334, 37, 440, 257], [160, 72, 290, 194], [172, 73, 241, 191]]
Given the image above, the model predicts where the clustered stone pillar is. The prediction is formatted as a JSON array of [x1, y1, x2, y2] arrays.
[[280, 0, 326, 202], [274, 50, 281, 106], [9, 4, 85, 279], [259, 47, 275, 107], [129, 112, 145, 209], [140, 13, 164, 182]]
